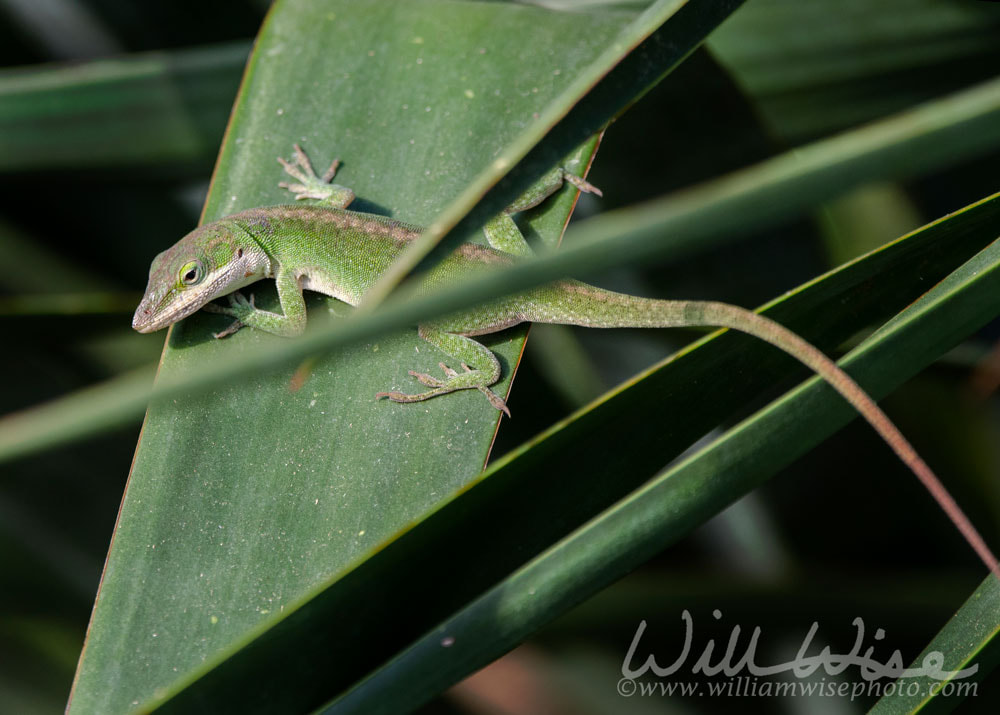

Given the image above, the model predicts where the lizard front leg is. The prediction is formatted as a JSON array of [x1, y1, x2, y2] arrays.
[[207, 266, 308, 338], [375, 324, 510, 416]]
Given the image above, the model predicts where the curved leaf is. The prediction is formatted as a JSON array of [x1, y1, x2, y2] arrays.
[[67, 1, 727, 712]]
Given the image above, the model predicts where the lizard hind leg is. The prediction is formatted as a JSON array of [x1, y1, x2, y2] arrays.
[[375, 325, 510, 416]]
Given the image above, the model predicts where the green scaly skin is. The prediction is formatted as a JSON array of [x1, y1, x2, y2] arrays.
[[133, 144, 1000, 574]]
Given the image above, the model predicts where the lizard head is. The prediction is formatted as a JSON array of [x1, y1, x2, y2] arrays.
[[132, 220, 267, 333]]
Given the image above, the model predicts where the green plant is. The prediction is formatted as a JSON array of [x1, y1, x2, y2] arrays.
[[2, 1, 999, 712]]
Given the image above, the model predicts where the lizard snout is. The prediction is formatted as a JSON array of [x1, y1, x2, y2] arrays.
[[132, 305, 155, 333]]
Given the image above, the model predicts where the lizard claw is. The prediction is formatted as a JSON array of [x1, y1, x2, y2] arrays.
[[375, 385, 510, 417], [478, 387, 511, 417], [203, 292, 256, 338], [563, 171, 602, 197], [277, 159, 309, 185], [228, 291, 256, 310], [408, 370, 444, 388], [321, 158, 341, 183], [375, 389, 421, 403], [213, 320, 245, 339]]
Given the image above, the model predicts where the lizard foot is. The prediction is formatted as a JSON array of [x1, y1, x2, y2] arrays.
[[204, 291, 256, 338], [562, 171, 602, 197], [501, 166, 602, 216], [277, 144, 355, 208], [375, 362, 511, 416], [211, 320, 244, 339]]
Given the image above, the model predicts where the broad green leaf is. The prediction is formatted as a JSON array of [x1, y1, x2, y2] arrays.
[[68, 1, 734, 712]]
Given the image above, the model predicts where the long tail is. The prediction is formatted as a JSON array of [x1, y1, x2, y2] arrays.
[[528, 281, 999, 575]]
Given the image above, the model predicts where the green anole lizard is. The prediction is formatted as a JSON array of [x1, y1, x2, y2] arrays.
[[134, 145, 998, 574]]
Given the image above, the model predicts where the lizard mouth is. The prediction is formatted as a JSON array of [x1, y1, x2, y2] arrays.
[[132, 302, 184, 333], [132, 315, 152, 332], [133, 290, 213, 333], [132, 303, 160, 333]]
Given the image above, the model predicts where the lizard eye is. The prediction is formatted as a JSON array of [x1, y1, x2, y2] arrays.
[[179, 260, 204, 286]]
